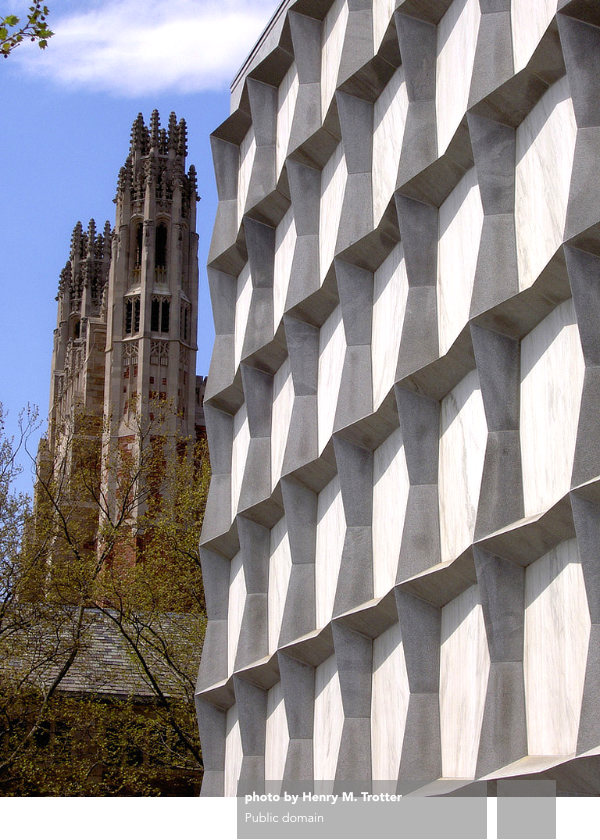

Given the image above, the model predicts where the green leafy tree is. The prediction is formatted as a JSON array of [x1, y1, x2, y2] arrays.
[[0, 401, 209, 795], [1, 3, 53, 58]]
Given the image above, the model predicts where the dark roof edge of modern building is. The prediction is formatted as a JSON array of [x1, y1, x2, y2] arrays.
[[230, 0, 293, 105]]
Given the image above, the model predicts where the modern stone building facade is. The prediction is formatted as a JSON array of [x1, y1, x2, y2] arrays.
[[197, 0, 600, 794], [39, 111, 205, 548]]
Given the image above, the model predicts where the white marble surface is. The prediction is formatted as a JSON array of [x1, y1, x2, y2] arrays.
[[371, 622, 410, 781], [511, 0, 558, 73], [372, 243, 408, 409], [373, 68, 409, 225], [439, 369, 487, 564], [520, 299, 585, 518], [277, 63, 299, 178], [321, 0, 349, 120], [318, 306, 346, 453], [524, 539, 590, 756], [316, 475, 346, 628], [372, 427, 409, 597], [314, 654, 344, 783], [268, 517, 293, 656], [271, 358, 294, 491], [237, 127, 256, 225], [224, 703, 243, 797], [436, 0, 480, 153], [437, 166, 484, 355], [319, 143, 348, 281], [228, 549, 246, 675], [440, 584, 490, 779], [373, 0, 396, 54], [515, 77, 577, 292], [231, 402, 250, 516], [234, 262, 252, 370], [273, 207, 296, 332], [265, 681, 290, 784]]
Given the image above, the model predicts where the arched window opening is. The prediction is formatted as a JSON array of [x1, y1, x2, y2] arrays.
[[134, 223, 143, 268], [155, 223, 168, 268], [161, 299, 170, 333], [125, 299, 133, 334], [151, 297, 170, 334], [74, 319, 81, 340], [125, 296, 140, 335]]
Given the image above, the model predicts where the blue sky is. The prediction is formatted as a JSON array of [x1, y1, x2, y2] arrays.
[[1, 0, 281, 493]]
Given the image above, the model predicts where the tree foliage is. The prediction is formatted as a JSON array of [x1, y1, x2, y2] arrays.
[[1, 3, 53, 58], [0, 401, 209, 795]]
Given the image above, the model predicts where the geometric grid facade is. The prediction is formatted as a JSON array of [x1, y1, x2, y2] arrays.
[[197, 0, 600, 795]]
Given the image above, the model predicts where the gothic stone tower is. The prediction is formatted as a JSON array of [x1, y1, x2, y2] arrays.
[[38, 110, 200, 560], [103, 110, 199, 448]]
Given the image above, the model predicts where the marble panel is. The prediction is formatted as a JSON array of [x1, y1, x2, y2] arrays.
[[316, 475, 346, 628], [319, 144, 348, 280], [265, 681, 290, 783], [373, 68, 409, 224], [436, 0, 481, 153], [439, 369, 487, 563], [321, 0, 349, 120], [440, 584, 490, 779], [515, 77, 577, 291], [437, 166, 484, 356], [234, 262, 252, 370], [371, 622, 410, 781], [274, 208, 297, 331], [372, 427, 410, 598], [314, 654, 344, 782], [372, 244, 408, 409], [520, 299, 585, 518], [228, 550, 246, 674], [373, 0, 396, 54], [276, 64, 299, 178], [511, 0, 558, 73], [231, 402, 250, 515], [237, 127, 256, 225], [268, 517, 293, 656], [318, 306, 346, 452], [271, 359, 294, 490], [524, 539, 591, 756], [224, 703, 243, 796]]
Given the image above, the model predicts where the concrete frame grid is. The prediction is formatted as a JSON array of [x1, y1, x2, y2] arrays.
[[197, 0, 600, 796]]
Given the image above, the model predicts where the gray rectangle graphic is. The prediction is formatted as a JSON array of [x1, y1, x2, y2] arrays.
[[237, 792, 487, 839]]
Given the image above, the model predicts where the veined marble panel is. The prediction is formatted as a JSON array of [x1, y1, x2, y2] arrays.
[[515, 77, 577, 292], [437, 167, 484, 356], [268, 517, 293, 656], [439, 369, 487, 564], [511, 0, 558, 73], [373, 427, 409, 597], [524, 539, 590, 757], [234, 262, 252, 370], [271, 358, 294, 491], [266, 681, 290, 783], [321, 0, 349, 120], [520, 299, 585, 518], [318, 306, 346, 453], [276, 64, 299, 178], [440, 585, 490, 779], [372, 243, 408, 409], [373, 0, 396, 54], [224, 704, 243, 796], [228, 550, 246, 675], [238, 127, 256, 225], [274, 208, 296, 332], [319, 144, 348, 281], [314, 654, 344, 782], [371, 622, 410, 781], [436, 0, 481, 153], [373, 68, 409, 225], [316, 476, 346, 629], [231, 402, 250, 516]]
